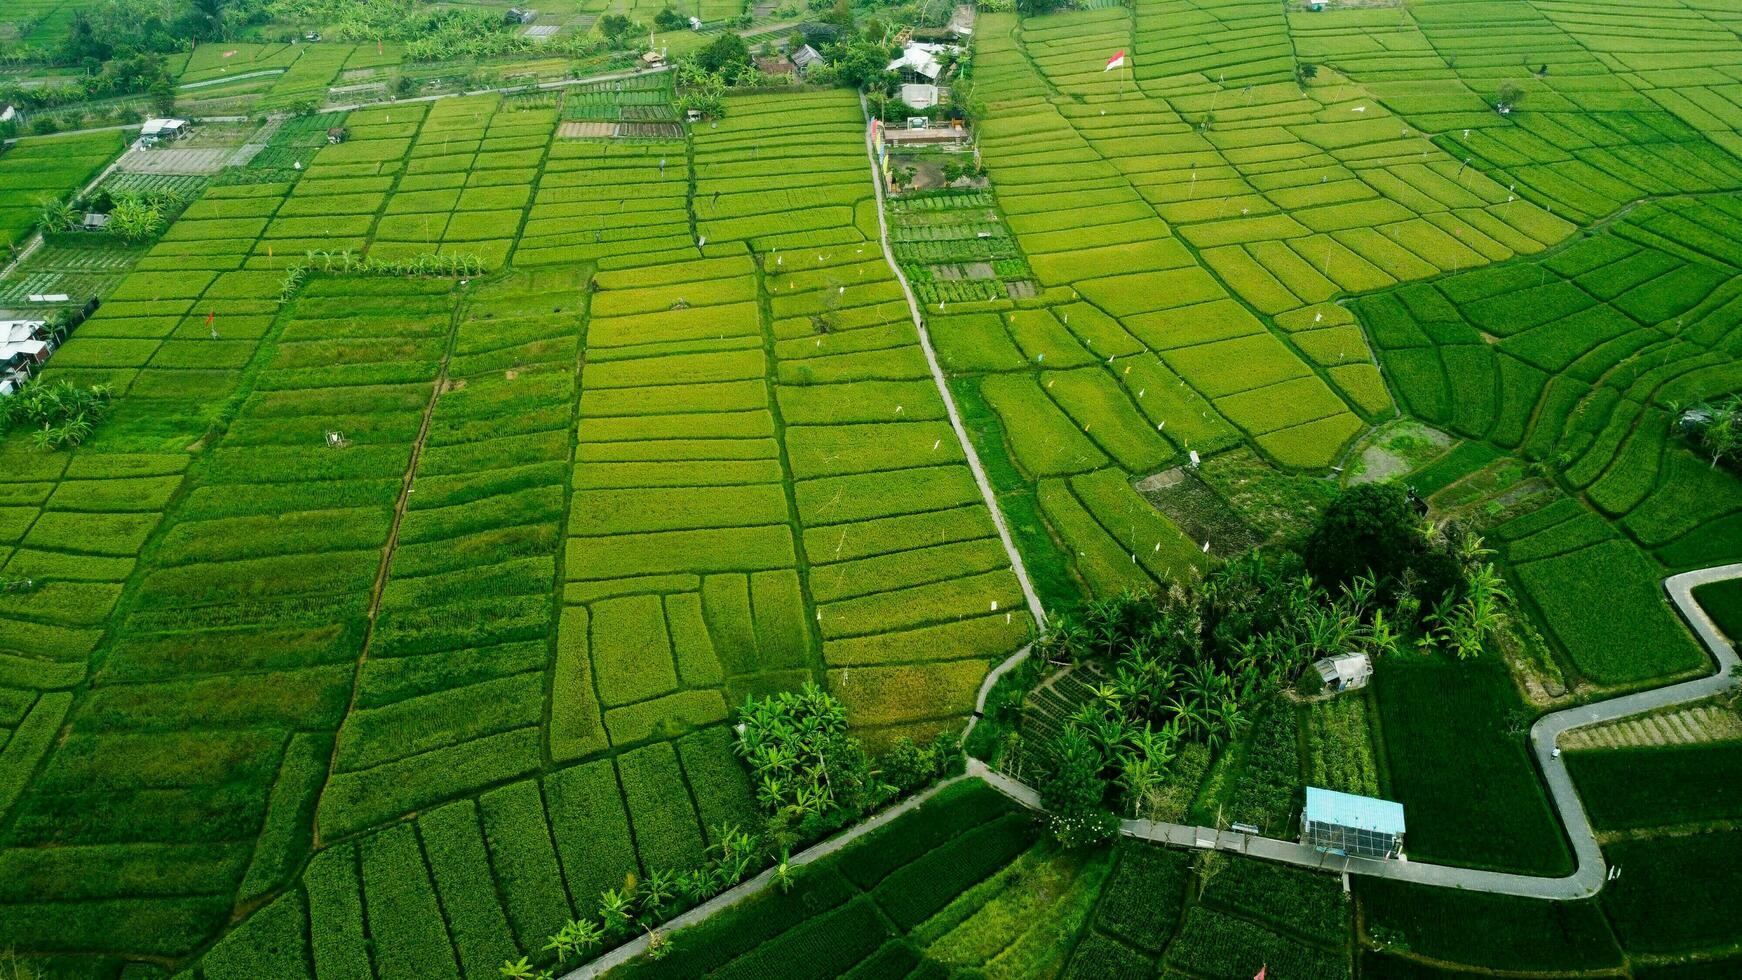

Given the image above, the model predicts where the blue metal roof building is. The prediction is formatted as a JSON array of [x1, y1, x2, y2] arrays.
[[1301, 786, 1406, 859]]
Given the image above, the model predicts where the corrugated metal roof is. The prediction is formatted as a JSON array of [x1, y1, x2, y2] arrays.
[[1305, 786, 1405, 834]]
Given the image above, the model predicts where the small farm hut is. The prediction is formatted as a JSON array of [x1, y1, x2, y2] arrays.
[[327, 127, 349, 144], [139, 118, 189, 146], [888, 42, 957, 84], [1302, 787, 1405, 859], [791, 45, 824, 75], [0, 320, 51, 372], [1313, 652, 1372, 693]]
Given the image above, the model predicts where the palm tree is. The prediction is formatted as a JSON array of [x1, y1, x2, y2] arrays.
[[1130, 724, 1177, 773], [1118, 754, 1163, 819], [571, 918, 604, 957], [1367, 607, 1400, 658], [1090, 618, 1123, 660], [1427, 565, 1510, 659]]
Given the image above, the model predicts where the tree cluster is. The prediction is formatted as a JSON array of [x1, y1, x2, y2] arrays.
[[1679, 396, 1741, 472], [1, 379, 116, 450], [264, 0, 531, 61], [1303, 482, 1509, 656], [1032, 550, 1397, 837], [735, 682, 886, 845], [0, 53, 175, 116], [1029, 483, 1514, 844]]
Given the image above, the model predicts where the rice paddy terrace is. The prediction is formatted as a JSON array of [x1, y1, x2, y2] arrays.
[[0, 0, 1740, 977]]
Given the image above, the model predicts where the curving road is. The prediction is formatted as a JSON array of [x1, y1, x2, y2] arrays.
[[973, 564, 1742, 899]]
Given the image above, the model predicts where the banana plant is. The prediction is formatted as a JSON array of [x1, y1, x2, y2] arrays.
[[598, 887, 635, 935], [640, 869, 675, 919]]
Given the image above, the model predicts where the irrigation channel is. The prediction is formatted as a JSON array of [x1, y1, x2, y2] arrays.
[[554, 106, 1742, 976]]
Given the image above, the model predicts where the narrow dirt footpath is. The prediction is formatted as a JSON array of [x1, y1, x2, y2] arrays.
[[856, 92, 1047, 631]]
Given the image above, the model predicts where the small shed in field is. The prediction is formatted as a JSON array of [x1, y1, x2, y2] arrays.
[[1302, 787, 1405, 859], [0, 320, 51, 372], [791, 45, 824, 75], [139, 118, 189, 146], [1313, 652, 1372, 693]]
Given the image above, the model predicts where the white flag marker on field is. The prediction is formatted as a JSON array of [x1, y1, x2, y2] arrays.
[[1105, 50, 1126, 71]]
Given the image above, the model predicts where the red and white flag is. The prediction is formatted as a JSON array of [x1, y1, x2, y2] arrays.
[[1104, 50, 1126, 71], [1254, 966, 1267, 980]]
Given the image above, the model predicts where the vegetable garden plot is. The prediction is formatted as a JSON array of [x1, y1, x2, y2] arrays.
[[0, 237, 145, 307], [562, 73, 678, 123]]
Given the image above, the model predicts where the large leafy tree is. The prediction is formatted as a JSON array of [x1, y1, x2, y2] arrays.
[[1305, 482, 1433, 596], [695, 31, 750, 75]]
